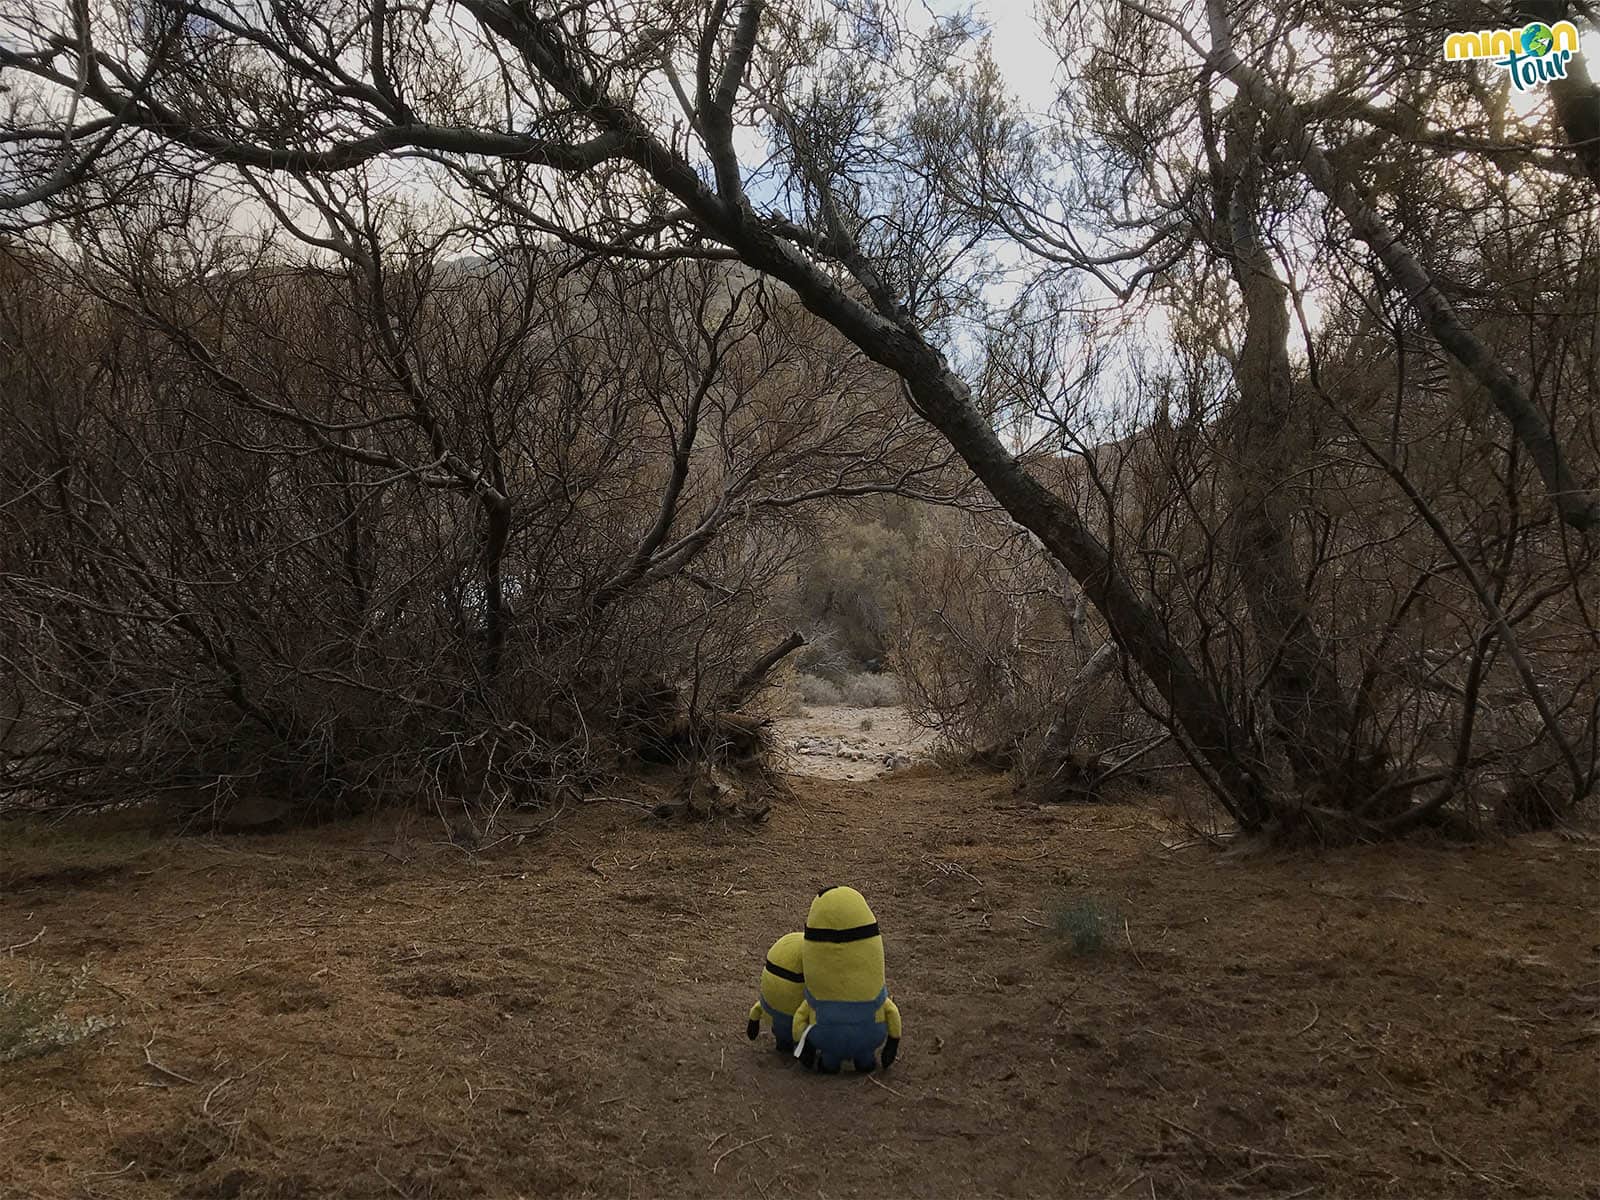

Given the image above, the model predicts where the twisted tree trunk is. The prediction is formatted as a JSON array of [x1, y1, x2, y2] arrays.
[[1219, 115, 1379, 797], [1026, 639, 1118, 792]]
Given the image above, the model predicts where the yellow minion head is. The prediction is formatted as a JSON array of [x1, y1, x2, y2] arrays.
[[801, 885, 885, 1002], [759, 931, 806, 1017]]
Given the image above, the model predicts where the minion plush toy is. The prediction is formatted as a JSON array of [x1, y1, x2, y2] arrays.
[[746, 932, 806, 1053], [791, 886, 902, 1073]]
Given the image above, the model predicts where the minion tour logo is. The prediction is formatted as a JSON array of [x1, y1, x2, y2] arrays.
[[1444, 20, 1582, 91]]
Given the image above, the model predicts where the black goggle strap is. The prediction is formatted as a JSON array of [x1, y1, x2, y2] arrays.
[[803, 922, 880, 943], [763, 959, 804, 983]]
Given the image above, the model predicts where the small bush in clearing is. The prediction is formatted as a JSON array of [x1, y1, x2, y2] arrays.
[[1050, 897, 1119, 956], [795, 674, 844, 706], [838, 672, 901, 708], [0, 967, 109, 1064]]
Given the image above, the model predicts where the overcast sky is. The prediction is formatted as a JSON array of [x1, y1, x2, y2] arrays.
[[954, 1, 1062, 114]]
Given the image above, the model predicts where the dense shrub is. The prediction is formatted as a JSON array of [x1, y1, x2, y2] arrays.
[[0, 244, 938, 821]]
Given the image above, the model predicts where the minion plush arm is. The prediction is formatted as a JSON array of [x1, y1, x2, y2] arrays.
[[790, 997, 817, 1066], [746, 1000, 764, 1040], [878, 996, 902, 1067], [791, 997, 814, 1041]]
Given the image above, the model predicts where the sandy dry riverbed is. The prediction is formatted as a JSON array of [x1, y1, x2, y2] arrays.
[[769, 703, 942, 780]]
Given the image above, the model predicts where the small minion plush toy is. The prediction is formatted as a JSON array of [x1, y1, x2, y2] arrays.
[[746, 931, 806, 1053], [791, 886, 902, 1073]]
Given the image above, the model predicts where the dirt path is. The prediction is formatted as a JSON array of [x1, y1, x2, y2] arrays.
[[2, 772, 1597, 1198]]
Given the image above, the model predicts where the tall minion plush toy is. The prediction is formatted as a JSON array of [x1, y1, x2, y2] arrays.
[[790, 886, 902, 1073], [746, 932, 806, 1053]]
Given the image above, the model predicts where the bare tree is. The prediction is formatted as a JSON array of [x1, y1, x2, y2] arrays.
[[2, 0, 1593, 836]]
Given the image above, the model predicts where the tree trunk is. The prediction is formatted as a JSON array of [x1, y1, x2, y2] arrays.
[[481, 493, 511, 679], [1220, 117, 1376, 795], [838, 331, 1273, 828], [685, 192, 1276, 827], [1026, 638, 1118, 789]]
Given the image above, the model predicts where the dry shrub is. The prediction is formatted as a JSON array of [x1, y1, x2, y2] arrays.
[[893, 505, 1154, 760], [0, 232, 942, 824], [838, 673, 901, 707], [787, 509, 923, 668], [793, 675, 844, 707]]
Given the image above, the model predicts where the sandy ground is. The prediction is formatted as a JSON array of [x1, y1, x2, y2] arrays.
[[770, 703, 939, 781], [2, 772, 1598, 1199]]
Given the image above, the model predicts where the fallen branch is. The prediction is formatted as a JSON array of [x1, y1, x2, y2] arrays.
[[1298, 1001, 1321, 1036], [711, 1133, 771, 1175], [580, 795, 658, 811], [867, 1073, 909, 1099], [142, 1034, 198, 1086], [1123, 918, 1148, 969], [202, 1074, 239, 1115], [1158, 1115, 1340, 1164], [4, 927, 45, 954], [726, 630, 807, 708]]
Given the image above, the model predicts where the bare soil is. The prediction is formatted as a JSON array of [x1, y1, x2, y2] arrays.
[[2, 771, 1598, 1199]]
